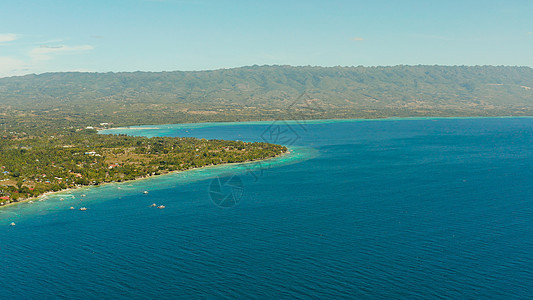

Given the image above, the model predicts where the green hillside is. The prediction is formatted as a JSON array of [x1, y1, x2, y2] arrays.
[[1, 65, 532, 132]]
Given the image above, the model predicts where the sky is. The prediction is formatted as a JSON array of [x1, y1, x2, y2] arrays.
[[0, 0, 532, 77]]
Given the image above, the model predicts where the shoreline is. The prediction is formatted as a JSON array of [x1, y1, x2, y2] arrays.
[[100, 116, 533, 132], [0, 149, 291, 212]]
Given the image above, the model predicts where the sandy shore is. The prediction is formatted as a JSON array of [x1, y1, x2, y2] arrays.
[[0, 150, 290, 211], [0, 187, 85, 210], [106, 127, 161, 130]]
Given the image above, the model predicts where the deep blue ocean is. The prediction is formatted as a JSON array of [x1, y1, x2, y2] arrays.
[[1, 118, 532, 299]]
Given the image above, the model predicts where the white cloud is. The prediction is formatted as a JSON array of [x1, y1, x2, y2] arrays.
[[30, 44, 94, 61], [352, 37, 364, 41], [0, 57, 29, 78], [0, 33, 17, 43], [0, 43, 95, 77]]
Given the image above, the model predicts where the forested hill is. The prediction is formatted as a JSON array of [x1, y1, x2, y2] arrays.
[[1, 65, 533, 128]]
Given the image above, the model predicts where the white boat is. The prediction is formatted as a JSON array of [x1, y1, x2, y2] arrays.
[[158, 205, 165, 209], [143, 191, 149, 194], [10, 222, 16, 226], [79, 207, 87, 211], [150, 203, 157, 207], [69, 207, 75, 210]]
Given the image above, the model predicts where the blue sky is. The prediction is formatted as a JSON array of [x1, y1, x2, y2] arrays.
[[0, 0, 532, 77]]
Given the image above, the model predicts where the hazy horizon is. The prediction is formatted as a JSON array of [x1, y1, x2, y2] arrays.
[[1, 0, 532, 78], [2, 63, 533, 79]]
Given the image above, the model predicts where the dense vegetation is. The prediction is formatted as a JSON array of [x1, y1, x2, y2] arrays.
[[1, 65, 532, 205], [0, 127, 286, 204], [1, 65, 532, 131]]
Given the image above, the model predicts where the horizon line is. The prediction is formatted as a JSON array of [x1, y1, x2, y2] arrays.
[[2, 64, 532, 79]]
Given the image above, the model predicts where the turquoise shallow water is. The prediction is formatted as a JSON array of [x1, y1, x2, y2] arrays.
[[1, 117, 532, 298]]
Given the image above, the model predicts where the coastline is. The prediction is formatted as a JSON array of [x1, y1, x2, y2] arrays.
[[100, 116, 533, 134], [9, 116, 531, 211], [0, 149, 291, 212]]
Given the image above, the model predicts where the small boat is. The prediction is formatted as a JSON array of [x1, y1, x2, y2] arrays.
[[10, 222, 16, 226], [60, 198, 64, 201], [150, 203, 157, 207], [79, 207, 87, 211], [143, 191, 149, 194], [81, 194, 86, 197], [28, 201, 34, 204], [69, 207, 75, 210], [158, 205, 165, 209]]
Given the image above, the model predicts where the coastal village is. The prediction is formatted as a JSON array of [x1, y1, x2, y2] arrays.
[[0, 124, 287, 208]]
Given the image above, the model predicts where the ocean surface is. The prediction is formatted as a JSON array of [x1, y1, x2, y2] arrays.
[[1, 117, 532, 299]]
